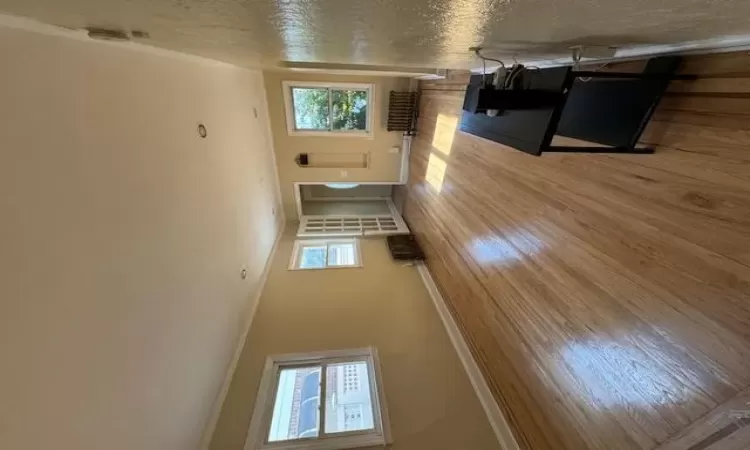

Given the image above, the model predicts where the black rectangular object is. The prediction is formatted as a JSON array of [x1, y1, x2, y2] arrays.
[[459, 68, 570, 156], [458, 57, 685, 155], [463, 85, 563, 114], [556, 56, 683, 147]]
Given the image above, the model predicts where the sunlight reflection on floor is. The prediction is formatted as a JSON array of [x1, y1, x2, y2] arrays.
[[467, 229, 694, 408], [431, 114, 459, 156], [558, 339, 690, 408], [425, 152, 448, 194], [424, 113, 459, 194], [468, 230, 546, 266]]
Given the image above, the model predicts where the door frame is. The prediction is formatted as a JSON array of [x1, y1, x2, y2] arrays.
[[293, 182, 409, 238], [293, 181, 398, 221]]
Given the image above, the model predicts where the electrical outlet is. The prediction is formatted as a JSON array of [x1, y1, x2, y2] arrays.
[[340, 170, 348, 178]]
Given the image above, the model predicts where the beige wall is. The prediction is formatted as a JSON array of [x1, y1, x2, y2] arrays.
[[302, 184, 393, 200], [263, 71, 409, 220], [302, 200, 392, 216], [209, 227, 500, 450], [0, 26, 281, 450]]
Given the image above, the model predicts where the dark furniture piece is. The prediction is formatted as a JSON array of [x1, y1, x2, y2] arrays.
[[386, 234, 425, 262], [460, 56, 697, 156]]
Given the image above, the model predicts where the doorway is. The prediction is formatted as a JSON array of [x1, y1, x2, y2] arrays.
[[294, 183, 410, 237]]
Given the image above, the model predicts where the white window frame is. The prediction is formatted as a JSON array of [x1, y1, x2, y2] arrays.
[[282, 81, 374, 138], [288, 238, 362, 270], [244, 347, 392, 450]]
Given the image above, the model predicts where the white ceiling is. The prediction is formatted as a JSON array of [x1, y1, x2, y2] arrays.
[[0, 0, 748, 69]]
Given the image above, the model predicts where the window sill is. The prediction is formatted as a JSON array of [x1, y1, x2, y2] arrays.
[[287, 130, 374, 139], [288, 265, 363, 271], [258, 433, 387, 450]]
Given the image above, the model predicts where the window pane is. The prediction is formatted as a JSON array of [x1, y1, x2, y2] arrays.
[[331, 90, 368, 131], [292, 88, 330, 130], [299, 245, 327, 269], [324, 362, 375, 434], [327, 243, 356, 267], [268, 367, 322, 442]]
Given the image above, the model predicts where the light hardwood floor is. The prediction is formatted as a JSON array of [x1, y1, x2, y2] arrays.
[[402, 53, 750, 450]]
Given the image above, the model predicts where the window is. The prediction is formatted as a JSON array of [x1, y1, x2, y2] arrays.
[[282, 81, 373, 137], [246, 348, 391, 450], [289, 239, 362, 270], [343, 364, 360, 393]]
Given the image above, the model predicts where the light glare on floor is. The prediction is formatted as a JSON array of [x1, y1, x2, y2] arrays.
[[468, 231, 546, 266], [425, 152, 447, 193], [431, 114, 458, 156], [559, 340, 685, 407]]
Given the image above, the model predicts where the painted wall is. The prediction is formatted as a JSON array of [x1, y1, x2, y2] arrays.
[[0, 25, 282, 450], [302, 184, 393, 200], [302, 200, 392, 216], [209, 227, 499, 450], [263, 71, 409, 220]]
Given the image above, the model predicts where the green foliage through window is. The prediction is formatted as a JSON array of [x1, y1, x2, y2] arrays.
[[291, 86, 368, 132]]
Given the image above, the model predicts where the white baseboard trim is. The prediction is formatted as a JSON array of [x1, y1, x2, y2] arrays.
[[416, 264, 521, 450], [196, 220, 286, 450]]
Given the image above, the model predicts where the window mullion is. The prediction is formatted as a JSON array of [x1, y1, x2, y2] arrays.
[[318, 363, 328, 438], [327, 88, 333, 131], [365, 88, 370, 133]]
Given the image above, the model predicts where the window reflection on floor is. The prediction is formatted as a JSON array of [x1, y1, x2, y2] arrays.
[[425, 152, 448, 194], [559, 339, 689, 408], [468, 231, 546, 266], [431, 114, 458, 156], [423, 113, 460, 195]]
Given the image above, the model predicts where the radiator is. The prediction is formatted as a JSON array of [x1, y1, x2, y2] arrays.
[[387, 91, 418, 135]]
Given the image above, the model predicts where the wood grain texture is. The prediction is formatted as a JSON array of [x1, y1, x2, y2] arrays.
[[656, 387, 750, 450], [402, 51, 750, 450]]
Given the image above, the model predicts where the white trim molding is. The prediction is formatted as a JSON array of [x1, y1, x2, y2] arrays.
[[196, 219, 286, 450], [416, 264, 521, 450], [281, 81, 374, 138]]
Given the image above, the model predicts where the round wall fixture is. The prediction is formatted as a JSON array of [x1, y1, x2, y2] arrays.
[[198, 124, 207, 138], [325, 183, 360, 189]]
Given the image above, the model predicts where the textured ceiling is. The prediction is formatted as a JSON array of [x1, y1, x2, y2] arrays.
[[0, 0, 748, 69]]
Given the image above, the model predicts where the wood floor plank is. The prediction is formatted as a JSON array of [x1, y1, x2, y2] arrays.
[[656, 387, 750, 450], [403, 55, 750, 450]]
